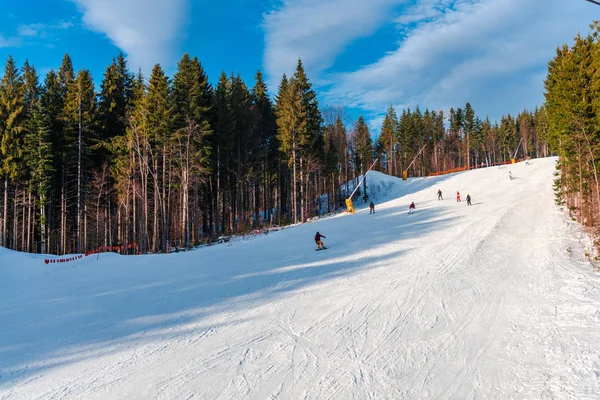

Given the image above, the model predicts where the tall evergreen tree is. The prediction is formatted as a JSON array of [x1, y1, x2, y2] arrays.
[[63, 69, 97, 252], [250, 70, 276, 222], [463, 102, 476, 169], [0, 56, 25, 248], [23, 98, 53, 253], [292, 59, 323, 221], [172, 54, 213, 244], [98, 53, 133, 144], [275, 73, 301, 223], [146, 64, 173, 251], [379, 105, 398, 175], [353, 115, 373, 176]]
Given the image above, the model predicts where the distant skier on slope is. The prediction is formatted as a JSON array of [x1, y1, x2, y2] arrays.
[[369, 201, 375, 214], [408, 202, 416, 215], [315, 232, 327, 250], [456, 191, 461, 202], [508, 171, 513, 180], [466, 194, 472, 206], [437, 189, 443, 200]]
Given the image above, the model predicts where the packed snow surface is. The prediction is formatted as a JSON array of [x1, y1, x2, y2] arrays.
[[2, 157, 600, 399]]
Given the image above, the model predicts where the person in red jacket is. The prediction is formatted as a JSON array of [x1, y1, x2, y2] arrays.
[[456, 191, 461, 202], [408, 201, 416, 215], [315, 232, 326, 249]]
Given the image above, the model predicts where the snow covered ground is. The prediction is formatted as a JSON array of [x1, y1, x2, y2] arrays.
[[1, 157, 600, 399]]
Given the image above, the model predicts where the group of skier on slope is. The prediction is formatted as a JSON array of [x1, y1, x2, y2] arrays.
[[315, 187, 478, 250], [315, 161, 528, 248], [437, 189, 471, 206]]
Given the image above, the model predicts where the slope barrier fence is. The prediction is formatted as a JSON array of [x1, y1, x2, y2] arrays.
[[427, 158, 525, 177]]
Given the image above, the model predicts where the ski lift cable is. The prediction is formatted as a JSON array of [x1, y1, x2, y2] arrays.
[[349, 158, 379, 199]]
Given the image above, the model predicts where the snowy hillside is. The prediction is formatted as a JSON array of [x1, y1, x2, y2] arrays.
[[2, 157, 600, 399]]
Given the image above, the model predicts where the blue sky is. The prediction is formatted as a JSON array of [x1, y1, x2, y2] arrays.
[[0, 0, 595, 133]]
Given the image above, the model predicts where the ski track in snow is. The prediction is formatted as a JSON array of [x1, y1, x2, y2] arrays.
[[1, 157, 600, 399]]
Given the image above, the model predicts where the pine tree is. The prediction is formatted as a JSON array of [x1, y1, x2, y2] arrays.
[[379, 105, 398, 175], [23, 98, 53, 253], [0, 56, 25, 248], [172, 54, 213, 244], [291, 59, 323, 221], [212, 71, 235, 231], [22, 60, 43, 252], [98, 53, 133, 144], [353, 115, 373, 176], [53, 54, 76, 254], [146, 64, 173, 252], [463, 102, 476, 169], [63, 69, 97, 252], [251, 70, 276, 222], [275, 73, 301, 223], [398, 109, 412, 170]]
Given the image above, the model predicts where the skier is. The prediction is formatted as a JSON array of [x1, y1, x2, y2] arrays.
[[456, 191, 461, 202], [508, 171, 513, 180], [369, 201, 375, 214], [437, 189, 443, 200], [315, 232, 327, 250], [466, 194, 472, 206], [408, 201, 416, 215]]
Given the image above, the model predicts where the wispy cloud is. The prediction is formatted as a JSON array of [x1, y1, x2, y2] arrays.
[[0, 19, 74, 51], [70, 0, 188, 71], [263, 0, 403, 84], [327, 0, 593, 124], [264, 0, 593, 128], [0, 35, 22, 49], [17, 24, 42, 38], [0, 19, 73, 49], [17, 21, 73, 39]]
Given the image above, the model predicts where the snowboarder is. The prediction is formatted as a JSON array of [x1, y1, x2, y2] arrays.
[[456, 191, 461, 202], [315, 232, 327, 250], [466, 194, 472, 206], [408, 202, 416, 215], [369, 201, 375, 214], [437, 189, 443, 200]]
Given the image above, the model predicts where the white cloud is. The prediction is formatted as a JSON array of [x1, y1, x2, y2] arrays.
[[0, 20, 74, 50], [0, 35, 22, 48], [16, 21, 73, 39], [326, 0, 594, 125], [264, 0, 594, 130], [263, 0, 404, 85], [71, 0, 188, 71], [18, 24, 43, 38]]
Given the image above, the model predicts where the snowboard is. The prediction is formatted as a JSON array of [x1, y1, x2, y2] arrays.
[[315, 247, 328, 251]]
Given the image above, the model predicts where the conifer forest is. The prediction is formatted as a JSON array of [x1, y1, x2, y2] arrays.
[[2, 32, 590, 255]]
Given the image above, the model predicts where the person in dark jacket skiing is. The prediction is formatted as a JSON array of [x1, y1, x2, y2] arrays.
[[369, 201, 375, 214], [408, 201, 416, 214], [315, 232, 326, 249], [466, 194, 472, 206], [437, 189, 443, 200]]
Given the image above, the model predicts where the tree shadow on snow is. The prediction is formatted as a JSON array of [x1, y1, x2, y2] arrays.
[[0, 188, 459, 389]]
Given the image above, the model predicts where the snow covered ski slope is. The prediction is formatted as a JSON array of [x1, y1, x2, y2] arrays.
[[2, 157, 600, 399]]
